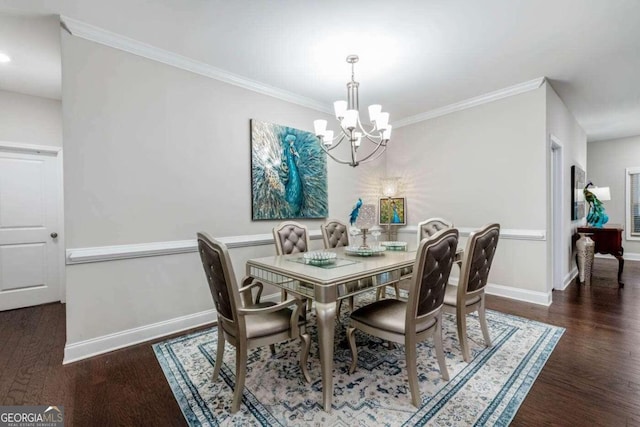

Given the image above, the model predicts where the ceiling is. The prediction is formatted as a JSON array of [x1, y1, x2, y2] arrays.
[[1, 0, 638, 142]]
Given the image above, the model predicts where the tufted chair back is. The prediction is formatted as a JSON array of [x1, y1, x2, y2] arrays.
[[320, 219, 350, 249], [408, 228, 459, 319], [417, 218, 454, 247], [273, 221, 311, 255], [459, 224, 500, 294], [197, 233, 239, 323]]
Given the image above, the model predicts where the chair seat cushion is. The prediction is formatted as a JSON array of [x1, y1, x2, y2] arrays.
[[443, 285, 481, 307], [245, 308, 294, 339], [350, 299, 436, 335]]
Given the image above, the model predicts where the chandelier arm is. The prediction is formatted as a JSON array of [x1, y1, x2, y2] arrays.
[[355, 116, 383, 139], [319, 144, 359, 166], [325, 134, 347, 151], [363, 134, 383, 146], [353, 141, 387, 164]]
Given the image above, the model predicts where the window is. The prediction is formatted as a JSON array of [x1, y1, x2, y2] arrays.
[[626, 167, 640, 240]]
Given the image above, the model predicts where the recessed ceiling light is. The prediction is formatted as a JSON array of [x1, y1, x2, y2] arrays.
[[0, 52, 11, 63]]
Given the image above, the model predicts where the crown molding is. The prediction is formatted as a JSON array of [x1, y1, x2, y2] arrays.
[[60, 16, 332, 115], [392, 77, 546, 129], [60, 16, 545, 129]]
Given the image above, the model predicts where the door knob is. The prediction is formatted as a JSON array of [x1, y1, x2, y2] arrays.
[[50, 232, 58, 238]]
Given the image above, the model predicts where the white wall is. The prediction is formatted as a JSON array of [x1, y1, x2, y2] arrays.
[[545, 83, 587, 288], [61, 33, 369, 359], [588, 135, 640, 255], [388, 87, 548, 298], [0, 89, 62, 146]]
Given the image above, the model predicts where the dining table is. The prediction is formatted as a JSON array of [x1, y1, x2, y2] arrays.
[[246, 245, 462, 412]]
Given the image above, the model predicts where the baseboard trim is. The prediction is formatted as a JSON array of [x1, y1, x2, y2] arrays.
[[485, 283, 552, 306], [63, 293, 284, 364], [63, 309, 216, 364], [66, 231, 323, 264], [398, 226, 545, 241], [559, 267, 578, 291], [447, 276, 551, 306]]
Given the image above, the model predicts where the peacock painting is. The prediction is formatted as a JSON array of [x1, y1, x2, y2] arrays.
[[251, 119, 328, 220]]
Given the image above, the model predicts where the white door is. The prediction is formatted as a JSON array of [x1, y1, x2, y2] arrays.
[[0, 147, 62, 311]]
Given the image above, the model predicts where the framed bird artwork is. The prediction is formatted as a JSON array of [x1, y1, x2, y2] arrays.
[[250, 119, 328, 220], [379, 197, 406, 225]]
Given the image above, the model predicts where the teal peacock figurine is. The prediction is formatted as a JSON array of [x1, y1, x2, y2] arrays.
[[349, 198, 363, 226], [584, 182, 609, 227]]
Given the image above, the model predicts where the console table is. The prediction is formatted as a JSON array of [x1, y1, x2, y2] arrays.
[[577, 225, 624, 288]]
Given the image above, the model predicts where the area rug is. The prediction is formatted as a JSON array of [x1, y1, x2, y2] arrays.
[[153, 298, 564, 426]]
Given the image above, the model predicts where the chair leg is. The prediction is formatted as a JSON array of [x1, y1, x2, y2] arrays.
[[405, 336, 421, 408], [231, 344, 247, 413], [434, 315, 450, 381], [299, 332, 311, 383], [281, 289, 288, 301], [393, 283, 400, 298], [478, 299, 492, 347], [348, 296, 355, 311], [456, 306, 471, 362], [212, 332, 225, 381], [346, 326, 358, 374]]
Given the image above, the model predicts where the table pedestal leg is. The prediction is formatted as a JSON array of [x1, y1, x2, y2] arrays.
[[315, 301, 336, 412]]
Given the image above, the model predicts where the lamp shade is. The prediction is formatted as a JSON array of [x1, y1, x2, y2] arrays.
[[591, 187, 611, 201], [381, 177, 399, 197]]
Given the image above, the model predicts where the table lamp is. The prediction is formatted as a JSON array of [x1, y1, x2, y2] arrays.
[[355, 204, 376, 248]]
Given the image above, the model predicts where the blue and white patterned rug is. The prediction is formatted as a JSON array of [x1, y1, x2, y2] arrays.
[[154, 298, 564, 426]]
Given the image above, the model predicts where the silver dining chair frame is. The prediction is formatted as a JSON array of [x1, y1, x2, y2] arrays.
[[443, 223, 500, 362], [416, 217, 454, 247], [197, 232, 311, 413], [347, 228, 458, 407]]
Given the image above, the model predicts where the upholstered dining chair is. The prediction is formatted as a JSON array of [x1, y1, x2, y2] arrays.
[[346, 228, 459, 407], [417, 217, 454, 246], [443, 223, 500, 362], [273, 221, 311, 302], [197, 232, 311, 413], [320, 219, 355, 315], [320, 220, 400, 315]]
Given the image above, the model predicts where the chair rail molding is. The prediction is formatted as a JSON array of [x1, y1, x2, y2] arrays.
[[0, 140, 61, 155], [66, 231, 324, 264], [399, 226, 546, 241]]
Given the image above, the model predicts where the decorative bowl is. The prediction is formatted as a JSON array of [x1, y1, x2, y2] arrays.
[[303, 251, 337, 266], [344, 246, 386, 256], [380, 241, 408, 251]]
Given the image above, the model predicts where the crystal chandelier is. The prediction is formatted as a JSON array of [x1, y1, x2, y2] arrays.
[[313, 55, 392, 167]]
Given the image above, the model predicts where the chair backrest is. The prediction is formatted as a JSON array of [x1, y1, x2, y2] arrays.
[[407, 228, 459, 320], [197, 232, 240, 325], [417, 218, 453, 246], [273, 221, 311, 255], [458, 223, 500, 296], [320, 219, 350, 249]]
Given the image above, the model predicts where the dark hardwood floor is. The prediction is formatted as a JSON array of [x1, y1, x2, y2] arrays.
[[1, 257, 639, 426]]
